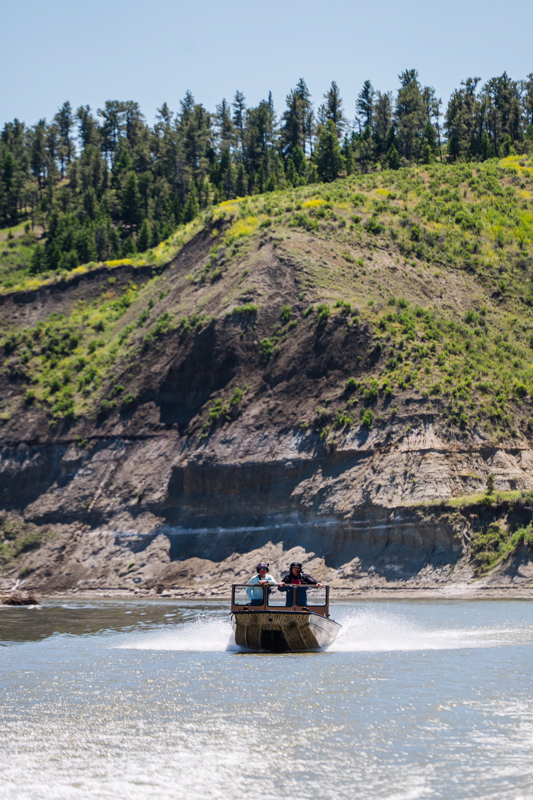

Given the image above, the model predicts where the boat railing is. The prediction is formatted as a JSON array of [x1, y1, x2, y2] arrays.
[[231, 584, 330, 617]]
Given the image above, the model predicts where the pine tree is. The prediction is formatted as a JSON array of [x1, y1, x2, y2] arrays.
[[356, 80, 375, 131], [30, 243, 45, 274], [232, 91, 246, 160], [54, 102, 74, 177], [386, 144, 401, 170], [315, 120, 344, 181], [373, 92, 393, 159], [122, 172, 141, 231], [395, 70, 425, 161], [122, 235, 137, 257], [137, 218, 152, 252], [356, 125, 375, 173], [30, 120, 48, 189], [183, 185, 199, 223], [318, 81, 345, 138], [281, 79, 313, 155], [235, 163, 247, 197], [216, 99, 235, 152]]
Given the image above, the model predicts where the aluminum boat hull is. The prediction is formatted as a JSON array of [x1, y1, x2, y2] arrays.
[[232, 610, 341, 652]]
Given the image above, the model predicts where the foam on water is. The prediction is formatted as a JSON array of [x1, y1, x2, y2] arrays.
[[115, 616, 239, 652], [115, 607, 533, 653], [329, 608, 533, 651]]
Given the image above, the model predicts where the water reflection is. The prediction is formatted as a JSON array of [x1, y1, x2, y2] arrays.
[[0, 599, 222, 645]]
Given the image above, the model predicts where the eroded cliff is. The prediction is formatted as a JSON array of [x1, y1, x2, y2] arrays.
[[2, 170, 533, 594]]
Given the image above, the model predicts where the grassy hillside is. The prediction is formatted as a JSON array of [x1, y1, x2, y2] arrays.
[[1, 156, 533, 443]]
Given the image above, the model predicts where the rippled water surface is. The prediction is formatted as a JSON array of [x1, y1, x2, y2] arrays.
[[2, 598, 533, 799]]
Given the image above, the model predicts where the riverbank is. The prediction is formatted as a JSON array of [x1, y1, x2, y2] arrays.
[[2, 583, 533, 605]]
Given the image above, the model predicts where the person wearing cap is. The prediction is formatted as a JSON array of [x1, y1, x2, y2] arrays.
[[278, 562, 322, 606], [246, 562, 277, 605]]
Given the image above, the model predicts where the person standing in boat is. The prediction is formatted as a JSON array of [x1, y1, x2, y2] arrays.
[[247, 562, 277, 605], [278, 562, 322, 606]]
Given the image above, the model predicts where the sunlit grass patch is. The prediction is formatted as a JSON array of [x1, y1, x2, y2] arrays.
[[224, 216, 259, 243], [302, 198, 327, 209]]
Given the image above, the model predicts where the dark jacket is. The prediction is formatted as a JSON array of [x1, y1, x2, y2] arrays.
[[280, 573, 318, 585]]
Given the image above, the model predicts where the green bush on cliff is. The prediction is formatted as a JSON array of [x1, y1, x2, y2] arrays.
[[471, 522, 533, 574]]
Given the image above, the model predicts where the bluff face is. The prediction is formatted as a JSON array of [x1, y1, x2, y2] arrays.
[[2, 172, 533, 594]]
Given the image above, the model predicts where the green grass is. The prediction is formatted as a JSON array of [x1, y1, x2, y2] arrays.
[[2, 156, 533, 435], [0, 514, 49, 568], [471, 522, 533, 575]]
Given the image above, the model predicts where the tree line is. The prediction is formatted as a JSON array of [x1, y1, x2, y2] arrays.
[[1, 69, 532, 274]]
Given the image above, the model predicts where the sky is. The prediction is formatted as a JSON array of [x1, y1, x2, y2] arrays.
[[1, 0, 532, 129]]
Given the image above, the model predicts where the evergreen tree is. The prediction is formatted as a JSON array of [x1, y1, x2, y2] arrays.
[[122, 171, 141, 230], [395, 70, 425, 161], [183, 184, 199, 222], [30, 120, 48, 189], [54, 101, 74, 176], [281, 78, 314, 155], [76, 106, 100, 149], [137, 218, 151, 252], [523, 74, 533, 128], [235, 163, 247, 197], [386, 143, 401, 170], [98, 100, 126, 165], [481, 72, 522, 153], [356, 80, 375, 132], [445, 78, 481, 160], [356, 125, 375, 173], [232, 91, 246, 160], [373, 91, 393, 159], [215, 98, 235, 152], [122, 235, 137, 257], [318, 81, 345, 138], [315, 119, 343, 181]]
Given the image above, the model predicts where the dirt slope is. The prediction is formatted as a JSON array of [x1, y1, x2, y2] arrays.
[[2, 206, 533, 595]]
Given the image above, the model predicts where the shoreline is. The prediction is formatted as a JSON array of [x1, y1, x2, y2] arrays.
[[3, 584, 533, 604]]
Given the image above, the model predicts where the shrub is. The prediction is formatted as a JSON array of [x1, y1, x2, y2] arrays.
[[363, 380, 379, 403], [316, 304, 330, 326], [361, 408, 374, 428], [366, 216, 384, 235], [230, 388, 244, 407], [98, 399, 117, 417], [345, 377, 358, 392], [121, 394, 137, 410], [280, 305, 292, 323], [231, 304, 258, 316], [259, 338, 276, 360]]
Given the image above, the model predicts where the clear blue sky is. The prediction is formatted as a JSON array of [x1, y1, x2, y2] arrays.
[[2, 0, 532, 128]]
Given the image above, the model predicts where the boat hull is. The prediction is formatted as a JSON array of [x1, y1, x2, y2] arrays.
[[231, 610, 341, 652]]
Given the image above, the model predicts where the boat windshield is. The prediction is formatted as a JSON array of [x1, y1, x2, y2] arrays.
[[268, 586, 327, 607], [233, 585, 252, 606], [231, 584, 328, 608]]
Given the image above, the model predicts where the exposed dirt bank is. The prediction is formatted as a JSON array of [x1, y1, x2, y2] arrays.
[[2, 224, 533, 593]]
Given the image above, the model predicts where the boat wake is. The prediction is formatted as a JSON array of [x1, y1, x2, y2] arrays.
[[329, 608, 533, 651], [115, 616, 239, 652], [114, 608, 533, 653]]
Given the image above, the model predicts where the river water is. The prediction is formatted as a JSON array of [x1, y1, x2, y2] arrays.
[[2, 598, 533, 800]]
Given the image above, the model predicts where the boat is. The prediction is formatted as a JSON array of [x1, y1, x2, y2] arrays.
[[231, 583, 341, 652]]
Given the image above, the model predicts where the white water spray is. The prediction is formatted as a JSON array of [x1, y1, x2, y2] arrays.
[[115, 607, 533, 653]]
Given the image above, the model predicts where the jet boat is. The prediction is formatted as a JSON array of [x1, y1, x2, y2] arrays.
[[231, 583, 341, 652]]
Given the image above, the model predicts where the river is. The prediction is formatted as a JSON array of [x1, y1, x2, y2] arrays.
[[1, 598, 533, 799]]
